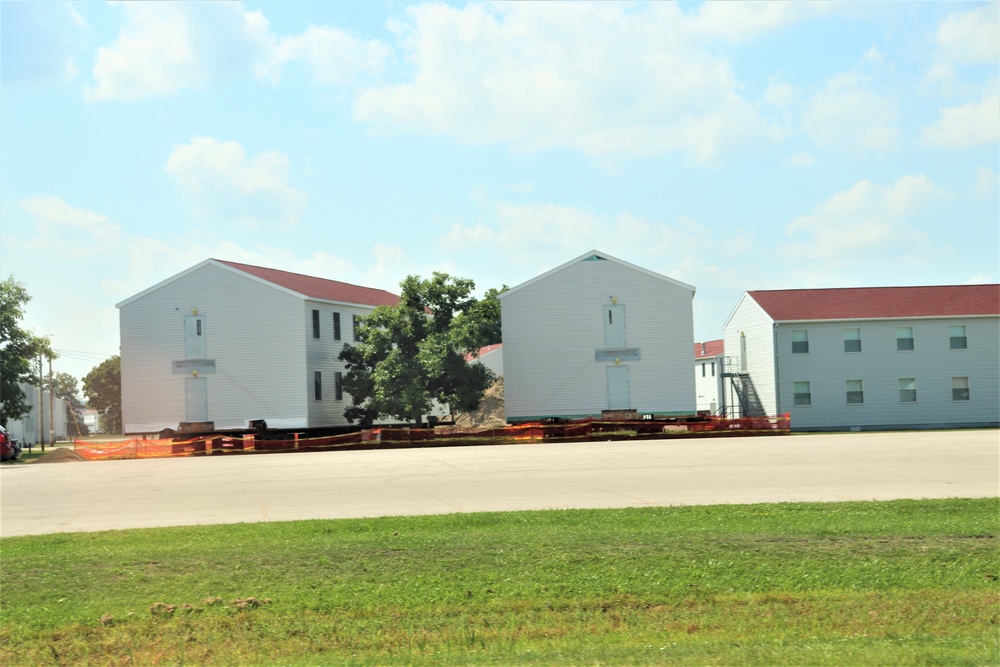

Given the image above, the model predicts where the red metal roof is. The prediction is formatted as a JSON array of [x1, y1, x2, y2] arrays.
[[748, 285, 1000, 322], [465, 343, 502, 363], [216, 259, 400, 307], [694, 339, 724, 359]]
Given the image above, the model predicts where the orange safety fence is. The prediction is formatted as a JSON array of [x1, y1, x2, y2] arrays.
[[74, 415, 790, 461]]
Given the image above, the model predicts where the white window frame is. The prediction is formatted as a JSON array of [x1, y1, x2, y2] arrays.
[[791, 330, 809, 354], [846, 379, 864, 405], [899, 378, 916, 403], [896, 326, 914, 351], [793, 381, 812, 406], [844, 328, 861, 353], [951, 377, 970, 401], [949, 325, 967, 350]]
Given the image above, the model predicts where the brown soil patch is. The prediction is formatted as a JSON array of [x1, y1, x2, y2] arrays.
[[34, 447, 87, 464], [454, 376, 506, 429]]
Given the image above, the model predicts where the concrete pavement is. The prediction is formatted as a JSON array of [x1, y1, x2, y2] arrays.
[[1, 430, 997, 537]]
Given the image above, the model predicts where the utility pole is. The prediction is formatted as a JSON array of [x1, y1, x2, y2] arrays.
[[49, 357, 55, 446], [37, 354, 44, 451]]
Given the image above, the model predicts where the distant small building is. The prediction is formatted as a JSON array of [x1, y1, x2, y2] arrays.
[[5, 383, 69, 445], [723, 284, 1000, 431], [500, 250, 696, 422], [694, 340, 725, 415], [117, 259, 403, 434], [466, 344, 503, 378]]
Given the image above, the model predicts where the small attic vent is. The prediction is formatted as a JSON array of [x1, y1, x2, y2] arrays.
[[583, 255, 606, 261]]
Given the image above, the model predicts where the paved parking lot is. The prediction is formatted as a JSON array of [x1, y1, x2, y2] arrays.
[[1, 430, 997, 537]]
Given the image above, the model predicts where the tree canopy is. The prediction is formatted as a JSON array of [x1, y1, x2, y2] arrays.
[[47, 372, 89, 437], [83, 356, 122, 434], [339, 273, 504, 427], [0, 276, 55, 426]]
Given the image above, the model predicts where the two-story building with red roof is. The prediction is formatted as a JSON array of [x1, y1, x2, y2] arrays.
[[117, 259, 402, 434], [722, 285, 1000, 431]]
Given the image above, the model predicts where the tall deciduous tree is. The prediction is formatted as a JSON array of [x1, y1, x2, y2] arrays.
[[0, 276, 54, 426], [339, 274, 503, 427], [47, 372, 89, 436], [83, 356, 122, 434]]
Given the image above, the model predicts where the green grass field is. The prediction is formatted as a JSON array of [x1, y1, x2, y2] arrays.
[[1, 498, 997, 665]]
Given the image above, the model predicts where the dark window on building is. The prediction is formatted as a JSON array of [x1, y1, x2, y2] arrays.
[[335, 371, 343, 401], [899, 378, 916, 403], [711, 362, 715, 377], [844, 328, 861, 353], [846, 380, 864, 404], [952, 377, 970, 401], [896, 327, 914, 351], [353, 314, 360, 341], [793, 381, 811, 406], [701, 363, 706, 377], [792, 330, 809, 354], [333, 312, 341, 341], [949, 325, 967, 350], [314, 371, 322, 400], [312, 309, 320, 339]]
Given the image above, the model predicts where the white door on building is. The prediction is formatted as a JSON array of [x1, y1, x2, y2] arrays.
[[185, 315, 206, 359], [185, 377, 208, 422], [604, 305, 626, 348], [607, 365, 630, 409]]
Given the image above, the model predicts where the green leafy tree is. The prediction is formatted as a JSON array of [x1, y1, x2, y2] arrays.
[[0, 276, 55, 426], [339, 274, 502, 427], [47, 372, 89, 437], [83, 356, 122, 434]]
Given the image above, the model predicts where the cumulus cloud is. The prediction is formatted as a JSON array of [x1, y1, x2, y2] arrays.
[[685, 1, 826, 42], [935, 3, 999, 67], [801, 73, 901, 154], [86, 2, 389, 101], [86, 2, 271, 101], [18, 196, 121, 255], [783, 175, 947, 269], [921, 89, 1000, 149], [165, 136, 307, 226], [354, 2, 781, 163], [263, 24, 391, 86]]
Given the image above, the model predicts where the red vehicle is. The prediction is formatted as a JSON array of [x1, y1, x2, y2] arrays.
[[1, 425, 21, 461]]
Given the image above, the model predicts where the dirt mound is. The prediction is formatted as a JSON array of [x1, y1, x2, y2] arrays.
[[34, 447, 87, 464], [454, 376, 506, 429]]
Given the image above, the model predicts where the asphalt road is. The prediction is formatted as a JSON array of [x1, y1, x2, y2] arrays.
[[1, 430, 997, 537]]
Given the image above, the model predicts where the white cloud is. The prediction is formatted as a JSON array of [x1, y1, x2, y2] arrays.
[[85, 2, 390, 101], [165, 136, 307, 226], [263, 24, 391, 86], [801, 73, 901, 154], [86, 2, 271, 102], [935, 3, 999, 66], [685, 1, 826, 42], [354, 2, 776, 163], [18, 196, 121, 255], [784, 175, 947, 269], [974, 166, 998, 197], [921, 89, 1000, 149]]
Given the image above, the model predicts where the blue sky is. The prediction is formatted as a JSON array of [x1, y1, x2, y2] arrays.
[[2, 1, 997, 381]]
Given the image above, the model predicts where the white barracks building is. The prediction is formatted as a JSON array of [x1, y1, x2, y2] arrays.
[[722, 284, 1000, 431]]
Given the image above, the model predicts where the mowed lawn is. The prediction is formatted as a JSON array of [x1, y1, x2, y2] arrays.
[[1, 498, 997, 666]]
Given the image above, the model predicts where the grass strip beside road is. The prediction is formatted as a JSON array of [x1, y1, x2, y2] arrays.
[[1, 498, 997, 666]]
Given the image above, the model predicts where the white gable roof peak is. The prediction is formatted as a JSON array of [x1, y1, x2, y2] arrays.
[[499, 250, 696, 299]]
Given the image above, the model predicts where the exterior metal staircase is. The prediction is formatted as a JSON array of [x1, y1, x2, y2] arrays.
[[722, 357, 766, 417]]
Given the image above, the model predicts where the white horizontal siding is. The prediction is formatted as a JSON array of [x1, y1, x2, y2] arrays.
[[776, 317, 999, 430], [120, 264, 307, 433], [305, 303, 379, 427], [502, 257, 694, 421], [722, 294, 777, 415]]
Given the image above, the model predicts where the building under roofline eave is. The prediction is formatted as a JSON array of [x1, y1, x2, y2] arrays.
[[722, 284, 1000, 431]]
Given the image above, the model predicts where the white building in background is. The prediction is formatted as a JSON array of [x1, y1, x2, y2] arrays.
[[466, 344, 503, 378], [694, 340, 725, 415], [5, 383, 69, 445], [117, 259, 405, 434], [500, 250, 696, 423], [722, 284, 1000, 431]]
